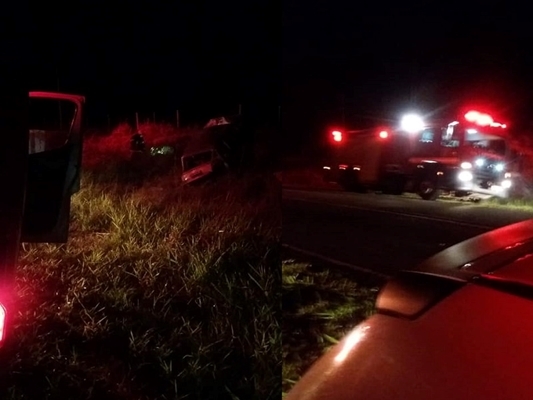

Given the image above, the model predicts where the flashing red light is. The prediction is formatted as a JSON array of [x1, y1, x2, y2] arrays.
[[476, 114, 493, 126], [331, 130, 342, 142], [379, 130, 388, 139], [464, 110, 497, 127], [465, 110, 481, 122]]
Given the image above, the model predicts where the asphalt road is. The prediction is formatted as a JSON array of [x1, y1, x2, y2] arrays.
[[283, 188, 533, 278]]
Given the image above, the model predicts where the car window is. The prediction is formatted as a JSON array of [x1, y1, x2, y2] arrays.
[[28, 97, 77, 154], [412, 128, 442, 157], [183, 150, 213, 171]]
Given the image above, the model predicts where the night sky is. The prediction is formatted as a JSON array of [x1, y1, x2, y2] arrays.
[[284, 4, 533, 150], [5, 3, 533, 150], [29, 1, 278, 128]]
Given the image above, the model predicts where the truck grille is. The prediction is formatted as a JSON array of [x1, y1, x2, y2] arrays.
[[474, 163, 503, 182]]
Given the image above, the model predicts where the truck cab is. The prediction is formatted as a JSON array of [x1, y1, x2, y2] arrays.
[[408, 111, 516, 199]]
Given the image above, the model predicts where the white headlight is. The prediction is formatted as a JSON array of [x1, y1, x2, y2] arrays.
[[461, 162, 472, 169], [458, 171, 473, 182], [495, 163, 505, 172], [401, 114, 424, 133], [502, 179, 512, 188], [475, 158, 485, 167]]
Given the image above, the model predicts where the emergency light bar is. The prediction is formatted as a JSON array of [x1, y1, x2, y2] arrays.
[[464, 110, 506, 128]]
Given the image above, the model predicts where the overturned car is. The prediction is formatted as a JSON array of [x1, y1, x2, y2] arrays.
[[181, 147, 228, 184], [181, 115, 249, 185]]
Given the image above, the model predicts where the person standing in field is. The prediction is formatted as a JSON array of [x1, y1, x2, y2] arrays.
[[131, 131, 146, 152]]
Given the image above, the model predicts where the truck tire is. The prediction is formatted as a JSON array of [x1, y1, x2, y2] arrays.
[[417, 180, 441, 200]]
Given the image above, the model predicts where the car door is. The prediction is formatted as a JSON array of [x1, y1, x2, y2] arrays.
[[21, 91, 85, 243], [0, 90, 84, 343]]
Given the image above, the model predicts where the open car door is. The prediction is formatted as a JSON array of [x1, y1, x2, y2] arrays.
[[21, 92, 85, 243]]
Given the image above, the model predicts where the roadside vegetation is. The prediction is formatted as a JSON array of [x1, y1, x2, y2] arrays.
[[82, 122, 197, 179], [282, 260, 379, 395], [0, 123, 281, 400], [484, 196, 533, 211]]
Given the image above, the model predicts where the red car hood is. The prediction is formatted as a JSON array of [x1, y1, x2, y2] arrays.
[[287, 282, 533, 400], [287, 219, 533, 400]]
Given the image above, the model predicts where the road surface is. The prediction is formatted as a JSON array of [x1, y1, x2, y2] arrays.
[[283, 188, 533, 279]]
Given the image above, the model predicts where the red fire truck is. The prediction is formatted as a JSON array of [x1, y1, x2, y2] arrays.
[[323, 110, 522, 200]]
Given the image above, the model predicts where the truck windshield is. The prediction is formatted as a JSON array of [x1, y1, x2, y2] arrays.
[[412, 124, 508, 159], [182, 150, 213, 171]]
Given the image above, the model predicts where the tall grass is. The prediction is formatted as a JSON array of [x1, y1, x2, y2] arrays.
[[0, 133, 281, 399], [282, 261, 378, 395]]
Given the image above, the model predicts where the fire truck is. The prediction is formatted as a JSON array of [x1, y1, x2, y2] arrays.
[[323, 110, 522, 200]]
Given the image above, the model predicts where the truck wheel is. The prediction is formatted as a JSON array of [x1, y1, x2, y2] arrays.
[[418, 180, 440, 200]]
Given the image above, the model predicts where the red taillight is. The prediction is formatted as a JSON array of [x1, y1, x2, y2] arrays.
[[332, 130, 342, 142], [0, 303, 6, 342], [379, 130, 388, 139]]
